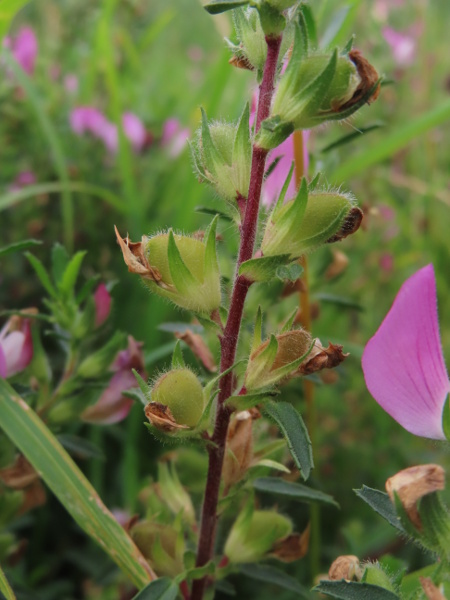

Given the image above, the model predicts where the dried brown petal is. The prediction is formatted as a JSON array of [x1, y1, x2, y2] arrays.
[[326, 207, 364, 244], [222, 411, 254, 488], [0, 455, 38, 489], [328, 555, 362, 581], [339, 50, 381, 111], [271, 525, 310, 562], [325, 250, 349, 280], [298, 341, 348, 376], [229, 54, 254, 71], [386, 464, 445, 529], [175, 329, 217, 372], [281, 279, 307, 298], [144, 402, 189, 433], [114, 225, 163, 283], [420, 577, 446, 600]]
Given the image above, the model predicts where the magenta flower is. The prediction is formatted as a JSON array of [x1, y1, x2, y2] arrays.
[[362, 265, 450, 440], [5, 27, 38, 75], [94, 284, 112, 328], [161, 118, 190, 158], [122, 112, 147, 153], [382, 26, 418, 68], [81, 336, 145, 425], [9, 170, 36, 192], [0, 315, 33, 379]]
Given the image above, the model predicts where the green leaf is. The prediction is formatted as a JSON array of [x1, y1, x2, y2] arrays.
[[239, 254, 292, 282], [0, 379, 155, 589], [332, 100, 450, 181], [354, 486, 405, 533], [264, 401, 313, 480], [233, 102, 251, 166], [204, 215, 220, 282], [0, 563, 16, 600], [25, 252, 57, 298], [276, 262, 304, 282], [226, 390, 279, 412], [194, 205, 233, 222], [0, 0, 30, 41], [254, 477, 339, 507], [301, 49, 337, 117], [0, 239, 42, 259], [272, 162, 295, 221], [298, 4, 317, 48], [182, 560, 215, 582], [59, 251, 87, 296], [204, 0, 249, 15], [51, 243, 70, 285], [172, 340, 186, 369], [167, 230, 198, 293], [443, 394, 450, 441], [320, 123, 384, 154], [200, 107, 221, 176], [314, 580, 400, 599], [132, 578, 178, 600], [240, 563, 312, 597], [57, 434, 105, 460], [314, 293, 363, 311], [251, 306, 263, 353]]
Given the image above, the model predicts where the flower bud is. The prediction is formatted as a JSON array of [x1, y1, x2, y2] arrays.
[[222, 410, 254, 489], [115, 218, 221, 314], [328, 555, 362, 581], [0, 313, 34, 379], [130, 521, 184, 578], [192, 107, 251, 205], [245, 329, 313, 390], [257, 25, 380, 148], [157, 463, 196, 525], [225, 507, 292, 563], [146, 368, 204, 430], [261, 179, 359, 259], [362, 563, 397, 593], [228, 8, 266, 74]]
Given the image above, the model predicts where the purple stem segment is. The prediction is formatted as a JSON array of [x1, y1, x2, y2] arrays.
[[190, 35, 282, 600]]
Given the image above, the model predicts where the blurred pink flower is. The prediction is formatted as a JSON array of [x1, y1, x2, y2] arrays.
[[81, 336, 145, 425], [379, 252, 394, 273], [0, 315, 33, 379], [94, 284, 112, 328], [373, 0, 404, 21], [9, 170, 36, 191], [382, 26, 418, 68], [64, 74, 79, 94], [161, 118, 190, 157], [362, 265, 450, 440], [5, 27, 38, 75], [122, 112, 147, 152], [70, 107, 146, 154]]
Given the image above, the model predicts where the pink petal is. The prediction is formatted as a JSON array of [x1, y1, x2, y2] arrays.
[[382, 26, 416, 67], [1, 327, 32, 378], [81, 370, 136, 424], [11, 27, 38, 76], [122, 112, 146, 152], [94, 284, 111, 328], [0, 345, 7, 378], [161, 119, 189, 157], [362, 265, 450, 439]]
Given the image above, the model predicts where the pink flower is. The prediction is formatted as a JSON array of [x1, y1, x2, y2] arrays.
[[382, 26, 418, 68], [362, 265, 450, 440], [161, 118, 190, 158], [0, 315, 33, 379], [379, 253, 394, 273], [5, 27, 38, 75], [9, 170, 36, 191], [94, 284, 112, 328], [81, 336, 145, 425], [122, 112, 147, 153], [64, 74, 79, 94]]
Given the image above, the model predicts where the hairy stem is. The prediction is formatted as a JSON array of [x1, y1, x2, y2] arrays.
[[191, 35, 282, 600]]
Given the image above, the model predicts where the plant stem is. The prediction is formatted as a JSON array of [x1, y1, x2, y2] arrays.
[[191, 35, 282, 600]]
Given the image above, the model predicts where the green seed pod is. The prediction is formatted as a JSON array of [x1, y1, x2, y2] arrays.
[[150, 368, 204, 428], [130, 521, 185, 578]]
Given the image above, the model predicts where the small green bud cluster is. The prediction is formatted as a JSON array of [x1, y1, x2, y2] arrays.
[[262, 177, 360, 260], [192, 107, 252, 207], [227, 8, 267, 74], [116, 217, 221, 315], [131, 521, 185, 578]]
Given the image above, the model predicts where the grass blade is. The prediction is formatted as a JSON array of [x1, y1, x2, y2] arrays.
[[0, 564, 16, 600], [0, 379, 156, 589], [0, 0, 30, 41]]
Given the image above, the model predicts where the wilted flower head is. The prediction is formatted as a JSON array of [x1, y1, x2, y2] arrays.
[[362, 265, 450, 440], [0, 314, 34, 379], [4, 27, 38, 75], [81, 336, 145, 424]]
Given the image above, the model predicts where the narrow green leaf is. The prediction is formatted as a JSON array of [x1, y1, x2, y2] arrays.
[[0, 563, 16, 600], [57, 434, 105, 461], [320, 123, 383, 154], [25, 252, 57, 298], [272, 162, 295, 221], [51, 243, 70, 285], [314, 293, 364, 311], [0, 0, 30, 42], [59, 251, 87, 296], [145, 342, 177, 367], [264, 401, 313, 480], [0, 239, 42, 259], [240, 563, 312, 597], [239, 254, 292, 282], [182, 560, 215, 582], [332, 100, 450, 181], [299, 4, 317, 48], [0, 380, 155, 588], [204, 0, 249, 15], [132, 369, 150, 400], [254, 477, 339, 507], [172, 340, 186, 369], [314, 580, 400, 599], [233, 102, 251, 166], [280, 307, 298, 333], [167, 230, 198, 294], [354, 486, 405, 533], [200, 107, 221, 176], [132, 577, 178, 600], [302, 49, 337, 116], [277, 177, 308, 231], [76, 274, 101, 304], [194, 205, 233, 222], [204, 215, 219, 282], [226, 390, 279, 412]]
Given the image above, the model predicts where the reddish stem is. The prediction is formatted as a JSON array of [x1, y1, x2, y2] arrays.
[[190, 35, 282, 600]]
